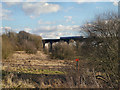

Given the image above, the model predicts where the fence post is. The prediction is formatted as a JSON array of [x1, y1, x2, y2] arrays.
[[76, 59, 79, 72]]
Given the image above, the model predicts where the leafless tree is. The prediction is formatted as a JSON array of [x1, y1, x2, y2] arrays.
[[81, 11, 119, 88]]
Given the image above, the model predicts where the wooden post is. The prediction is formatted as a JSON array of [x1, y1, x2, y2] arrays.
[[76, 61, 78, 70]]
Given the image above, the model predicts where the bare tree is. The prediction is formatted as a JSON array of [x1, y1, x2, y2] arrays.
[[81, 11, 119, 88]]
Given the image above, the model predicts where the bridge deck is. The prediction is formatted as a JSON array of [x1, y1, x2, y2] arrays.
[[42, 39, 60, 43], [42, 36, 85, 43]]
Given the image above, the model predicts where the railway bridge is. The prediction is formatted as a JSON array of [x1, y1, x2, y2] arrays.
[[42, 36, 88, 52]]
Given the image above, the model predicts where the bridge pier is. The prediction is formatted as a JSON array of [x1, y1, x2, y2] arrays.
[[66, 40, 69, 44], [43, 42, 45, 49], [49, 41, 53, 52], [42, 41, 53, 52]]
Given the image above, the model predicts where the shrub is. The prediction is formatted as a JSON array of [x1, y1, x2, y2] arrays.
[[2, 34, 14, 59], [17, 31, 42, 52], [31, 35, 42, 50], [24, 40, 37, 54], [51, 42, 75, 59], [7, 32, 19, 51]]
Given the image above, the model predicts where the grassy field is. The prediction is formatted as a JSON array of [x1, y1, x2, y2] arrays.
[[2, 51, 75, 88], [2, 51, 109, 88], [2, 51, 73, 74]]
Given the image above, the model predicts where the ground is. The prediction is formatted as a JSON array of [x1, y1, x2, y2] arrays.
[[2, 51, 75, 74], [2, 51, 77, 88], [2, 51, 104, 88]]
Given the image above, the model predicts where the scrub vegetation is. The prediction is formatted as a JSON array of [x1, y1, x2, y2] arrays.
[[2, 31, 42, 59], [2, 11, 119, 88]]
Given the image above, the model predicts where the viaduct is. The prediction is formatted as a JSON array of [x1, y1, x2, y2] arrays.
[[42, 36, 89, 52]]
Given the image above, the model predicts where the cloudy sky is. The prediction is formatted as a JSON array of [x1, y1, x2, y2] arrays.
[[1, 0, 118, 39]]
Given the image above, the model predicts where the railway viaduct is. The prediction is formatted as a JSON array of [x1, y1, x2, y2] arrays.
[[42, 36, 88, 52]]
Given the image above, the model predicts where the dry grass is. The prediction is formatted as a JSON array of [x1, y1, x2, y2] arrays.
[[2, 72, 35, 88], [2, 51, 111, 88], [2, 51, 67, 75], [2, 66, 65, 75], [2, 51, 69, 70]]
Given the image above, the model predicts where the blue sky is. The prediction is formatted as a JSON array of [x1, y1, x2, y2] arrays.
[[1, 2, 118, 39]]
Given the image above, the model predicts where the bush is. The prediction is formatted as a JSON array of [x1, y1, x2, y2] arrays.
[[24, 40, 37, 54], [7, 32, 19, 51], [51, 42, 75, 59], [2, 31, 42, 57], [2, 34, 14, 59], [17, 31, 42, 52], [31, 35, 42, 50]]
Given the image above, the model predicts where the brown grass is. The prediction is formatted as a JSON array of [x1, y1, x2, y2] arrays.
[[2, 51, 112, 88]]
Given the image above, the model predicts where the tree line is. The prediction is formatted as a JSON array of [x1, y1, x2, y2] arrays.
[[2, 31, 42, 59]]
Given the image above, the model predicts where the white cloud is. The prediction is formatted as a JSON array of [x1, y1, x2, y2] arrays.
[[64, 16, 72, 22], [0, 25, 82, 39], [113, 1, 118, 6], [39, 32, 76, 39], [22, 2, 61, 18], [4, 2, 61, 19], [38, 20, 56, 25], [4, 26, 12, 30], [38, 30, 82, 39], [72, 21, 75, 24], [34, 26, 56, 33], [33, 25, 81, 35], [0, 27, 3, 29], [24, 28, 32, 32], [41, 32, 60, 39], [29, 15, 35, 19], [1, 27, 32, 33]]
